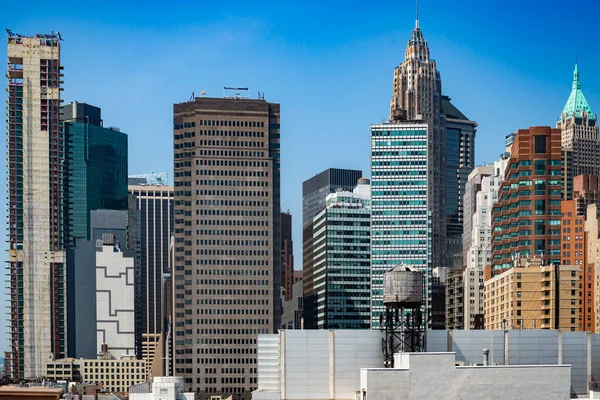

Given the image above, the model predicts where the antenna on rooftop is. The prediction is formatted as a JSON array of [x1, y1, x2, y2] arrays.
[[190, 91, 194, 101]]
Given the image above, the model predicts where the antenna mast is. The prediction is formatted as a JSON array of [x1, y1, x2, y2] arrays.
[[416, 0, 419, 28]]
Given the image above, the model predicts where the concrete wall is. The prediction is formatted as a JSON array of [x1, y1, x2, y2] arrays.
[[428, 329, 598, 396], [361, 353, 571, 400], [67, 240, 97, 358]]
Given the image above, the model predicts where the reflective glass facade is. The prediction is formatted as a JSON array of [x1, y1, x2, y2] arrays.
[[301, 168, 363, 227], [65, 118, 128, 246], [370, 123, 430, 328], [312, 186, 371, 329]]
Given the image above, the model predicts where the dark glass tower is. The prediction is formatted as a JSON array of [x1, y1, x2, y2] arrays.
[[442, 96, 477, 269], [301, 168, 363, 227], [63, 102, 128, 246], [301, 168, 362, 329]]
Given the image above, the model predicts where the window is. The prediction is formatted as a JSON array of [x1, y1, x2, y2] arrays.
[[534, 135, 547, 153], [535, 200, 546, 215], [534, 159, 546, 175]]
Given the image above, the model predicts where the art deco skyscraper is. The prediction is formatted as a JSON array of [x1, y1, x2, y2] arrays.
[[173, 94, 281, 399], [557, 61, 599, 199], [390, 17, 446, 271], [6, 30, 65, 378]]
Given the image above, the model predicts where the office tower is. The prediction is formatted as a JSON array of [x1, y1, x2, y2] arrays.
[[484, 256, 580, 330], [280, 211, 294, 301], [557, 62, 599, 199], [561, 200, 594, 332], [302, 168, 363, 227], [442, 96, 477, 268], [390, 16, 446, 272], [490, 127, 562, 277], [370, 121, 429, 327], [128, 177, 174, 369], [67, 210, 134, 358], [459, 160, 506, 329], [96, 233, 136, 359], [281, 280, 304, 330], [311, 179, 371, 329], [63, 101, 128, 246], [302, 222, 317, 329], [6, 30, 64, 378], [173, 94, 281, 398], [302, 168, 362, 329]]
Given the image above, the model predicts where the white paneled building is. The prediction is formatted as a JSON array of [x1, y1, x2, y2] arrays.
[[96, 234, 136, 358], [462, 157, 507, 329], [253, 330, 384, 400]]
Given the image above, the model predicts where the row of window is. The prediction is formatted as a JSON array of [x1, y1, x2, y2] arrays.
[[196, 169, 268, 177]]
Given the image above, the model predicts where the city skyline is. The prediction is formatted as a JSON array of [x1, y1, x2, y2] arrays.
[[2, 0, 600, 353]]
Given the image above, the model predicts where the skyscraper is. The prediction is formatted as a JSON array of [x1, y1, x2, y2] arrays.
[[128, 179, 174, 334], [63, 101, 128, 246], [460, 159, 506, 329], [370, 121, 429, 327], [390, 16, 445, 272], [6, 30, 65, 378], [442, 96, 477, 269], [557, 62, 599, 199], [172, 94, 281, 398], [302, 168, 363, 227], [312, 179, 371, 329], [301, 168, 362, 329], [280, 211, 294, 301], [490, 126, 563, 277], [128, 179, 174, 373]]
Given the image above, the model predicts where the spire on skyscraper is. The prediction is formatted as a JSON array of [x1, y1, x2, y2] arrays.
[[560, 60, 595, 121], [416, 0, 419, 29]]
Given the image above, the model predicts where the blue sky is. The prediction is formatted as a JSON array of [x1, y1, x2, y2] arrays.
[[1, 0, 600, 351]]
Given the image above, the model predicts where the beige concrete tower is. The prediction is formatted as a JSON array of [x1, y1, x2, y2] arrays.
[[6, 30, 65, 378], [172, 93, 281, 399], [390, 16, 446, 274]]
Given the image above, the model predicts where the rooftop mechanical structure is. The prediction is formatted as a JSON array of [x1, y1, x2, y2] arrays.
[[380, 264, 425, 367]]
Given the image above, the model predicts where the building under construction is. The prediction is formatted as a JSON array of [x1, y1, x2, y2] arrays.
[[6, 30, 65, 378]]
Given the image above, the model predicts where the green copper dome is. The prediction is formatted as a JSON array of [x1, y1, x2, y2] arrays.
[[560, 61, 596, 121]]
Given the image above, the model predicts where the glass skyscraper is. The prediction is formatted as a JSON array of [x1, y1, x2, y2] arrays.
[[370, 122, 430, 328], [312, 179, 371, 329], [442, 95, 477, 269], [63, 102, 128, 246]]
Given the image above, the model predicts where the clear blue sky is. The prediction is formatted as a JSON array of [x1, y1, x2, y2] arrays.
[[1, 0, 599, 351]]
